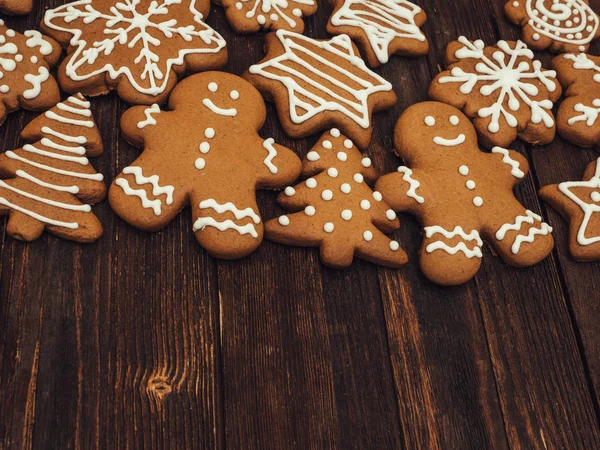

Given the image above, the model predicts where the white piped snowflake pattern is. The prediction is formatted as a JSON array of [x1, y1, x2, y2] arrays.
[[436, 36, 559, 134], [561, 53, 600, 126], [43, 0, 227, 102]]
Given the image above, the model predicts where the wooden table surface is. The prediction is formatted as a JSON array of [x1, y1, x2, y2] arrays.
[[1, 0, 600, 448]]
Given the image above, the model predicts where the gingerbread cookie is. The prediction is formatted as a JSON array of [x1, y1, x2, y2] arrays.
[[540, 157, 600, 261], [0, 0, 32, 15], [109, 72, 301, 259], [266, 129, 408, 268], [552, 53, 600, 149], [505, 0, 600, 53], [243, 30, 397, 150], [0, 21, 61, 126], [0, 94, 106, 242], [42, 0, 228, 105], [327, 0, 429, 67], [429, 36, 562, 149], [375, 102, 554, 286], [215, 0, 317, 34]]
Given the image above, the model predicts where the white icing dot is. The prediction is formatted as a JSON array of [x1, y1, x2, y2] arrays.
[[466, 180, 476, 190], [208, 82, 218, 92], [591, 192, 600, 202], [363, 230, 373, 242], [425, 116, 435, 126], [306, 178, 317, 188], [0, 85, 8, 93], [389, 241, 400, 251], [361, 157, 372, 167], [373, 191, 383, 201], [337, 152, 348, 161], [360, 199, 371, 210], [205, 128, 215, 138], [512, 1, 519, 6], [587, 25, 594, 32], [473, 196, 483, 207], [279, 215, 290, 226], [270, 13, 278, 21], [322, 140, 333, 149], [195, 158, 206, 169], [327, 168, 338, 178], [533, 33, 540, 40], [353, 173, 364, 183], [285, 186, 296, 196], [341, 209, 352, 221], [340, 183, 351, 194], [386, 210, 396, 220], [566, 20, 572, 27], [459, 165, 469, 176], [235, 2, 243, 9], [257, 15, 266, 24], [553, 20, 560, 26], [230, 90, 240, 100], [292, 8, 302, 16], [449, 115, 459, 125], [30, 56, 38, 64], [322, 189, 333, 200], [199, 142, 210, 153], [307, 151, 320, 161], [15, 54, 23, 62], [324, 222, 334, 233], [5, 30, 15, 37], [330, 128, 340, 137], [576, 32, 583, 39], [344, 139, 353, 149], [305, 206, 316, 216]]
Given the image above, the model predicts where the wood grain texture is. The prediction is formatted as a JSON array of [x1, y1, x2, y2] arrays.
[[0, 0, 599, 449]]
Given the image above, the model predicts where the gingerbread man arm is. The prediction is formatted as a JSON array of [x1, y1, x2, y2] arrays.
[[374, 167, 428, 217], [488, 147, 529, 186], [120, 105, 162, 147], [255, 140, 302, 189]]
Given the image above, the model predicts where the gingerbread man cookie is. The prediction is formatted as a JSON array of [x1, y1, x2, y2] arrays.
[[42, 0, 228, 105], [505, 0, 600, 53], [0, 94, 106, 242], [109, 72, 302, 259], [0, 21, 61, 126], [0, 0, 32, 15], [429, 36, 562, 149], [326, 0, 429, 67], [244, 30, 397, 150], [266, 129, 408, 268], [375, 102, 554, 286], [540, 157, 600, 261], [215, 0, 317, 33]]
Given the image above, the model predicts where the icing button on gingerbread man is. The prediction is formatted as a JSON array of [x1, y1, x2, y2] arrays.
[[375, 102, 554, 286], [109, 72, 302, 259]]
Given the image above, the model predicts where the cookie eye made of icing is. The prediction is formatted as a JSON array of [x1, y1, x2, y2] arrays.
[[208, 82, 218, 93], [424, 116, 435, 126], [230, 90, 240, 100], [449, 115, 459, 125]]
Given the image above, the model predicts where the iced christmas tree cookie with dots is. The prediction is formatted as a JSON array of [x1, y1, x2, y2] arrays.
[[505, 0, 600, 53], [215, 0, 317, 34], [429, 36, 562, 149], [326, 0, 429, 68], [109, 72, 301, 259], [375, 102, 554, 286], [243, 30, 397, 150], [266, 129, 408, 268], [540, 157, 600, 261], [0, 94, 106, 242], [41, 0, 228, 106], [0, 21, 61, 126], [552, 53, 600, 149], [0, 0, 32, 15]]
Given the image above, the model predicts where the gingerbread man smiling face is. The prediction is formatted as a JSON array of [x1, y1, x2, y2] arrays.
[[375, 102, 554, 285]]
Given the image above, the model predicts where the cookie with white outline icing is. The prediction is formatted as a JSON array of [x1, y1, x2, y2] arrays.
[[429, 36, 562, 149], [326, 0, 429, 67], [266, 129, 408, 268], [42, 0, 228, 105], [0, 0, 32, 15], [0, 20, 61, 126], [540, 157, 600, 261], [215, 0, 317, 33], [505, 0, 600, 54], [0, 94, 106, 242], [110, 72, 301, 259], [375, 102, 554, 286], [243, 30, 397, 150]]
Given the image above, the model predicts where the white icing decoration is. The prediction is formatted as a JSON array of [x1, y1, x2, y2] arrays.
[[361, 157, 371, 167], [322, 189, 333, 200], [16, 170, 79, 194], [386, 209, 396, 220], [562, 54, 600, 126], [389, 241, 400, 251], [248, 30, 393, 129], [6, 151, 103, 180], [118, 165, 175, 216], [337, 152, 348, 161], [45, 110, 94, 128], [205, 128, 216, 138], [285, 186, 296, 196], [424, 115, 435, 126], [327, 168, 338, 177], [202, 98, 238, 116], [306, 178, 317, 188], [263, 138, 279, 174], [473, 196, 483, 207], [360, 199, 371, 210], [192, 217, 259, 237], [0, 180, 90, 211], [305, 205, 316, 215], [279, 215, 290, 226], [340, 183, 351, 193], [330, 128, 341, 137], [433, 133, 466, 146], [424, 225, 483, 258], [138, 104, 160, 129], [363, 230, 373, 241], [307, 151, 320, 161], [199, 199, 261, 224], [341, 209, 352, 220], [230, 90, 239, 100], [208, 82, 218, 92], [0, 197, 78, 229], [373, 191, 382, 200], [491, 146, 525, 178], [235, 0, 315, 29], [24, 30, 53, 56], [354, 173, 364, 183], [23, 67, 50, 100], [324, 222, 335, 233], [459, 165, 469, 176], [510, 221, 553, 254], [396, 166, 424, 204], [449, 115, 459, 125]]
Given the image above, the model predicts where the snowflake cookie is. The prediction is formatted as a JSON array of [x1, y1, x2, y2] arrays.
[[0, 0, 32, 15], [109, 72, 301, 259], [540, 157, 600, 261], [375, 102, 554, 285], [215, 0, 317, 33], [429, 36, 562, 149], [243, 30, 397, 150], [505, 0, 600, 53], [326, 0, 429, 67], [42, 0, 228, 105], [266, 129, 408, 268], [0, 94, 106, 242], [0, 21, 61, 126]]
